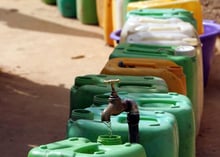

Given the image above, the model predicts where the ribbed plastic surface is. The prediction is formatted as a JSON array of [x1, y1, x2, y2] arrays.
[[101, 57, 186, 95], [70, 74, 168, 115], [28, 137, 147, 157], [120, 16, 198, 45], [108, 43, 202, 133], [127, 8, 197, 30], [127, 0, 203, 34], [67, 109, 179, 157], [94, 92, 195, 157]]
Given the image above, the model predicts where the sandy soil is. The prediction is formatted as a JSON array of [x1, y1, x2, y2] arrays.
[[0, 1, 220, 157]]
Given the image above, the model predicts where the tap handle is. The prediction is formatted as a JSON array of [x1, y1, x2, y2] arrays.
[[104, 79, 120, 93]]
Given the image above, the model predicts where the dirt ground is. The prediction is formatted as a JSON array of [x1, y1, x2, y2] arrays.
[[0, 1, 220, 157]]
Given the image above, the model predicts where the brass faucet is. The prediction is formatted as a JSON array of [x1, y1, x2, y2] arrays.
[[101, 79, 140, 143]]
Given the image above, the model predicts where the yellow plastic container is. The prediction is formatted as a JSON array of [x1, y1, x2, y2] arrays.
[[127, 0, 203, 34], [101, 57, 186, 95], [96, 0, 104, 28], [103, 0, 114, 46]]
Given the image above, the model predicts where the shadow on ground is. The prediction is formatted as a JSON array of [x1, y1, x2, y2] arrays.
[[0, 8, 103, 39], [0, 71, 69, 157], [196, 52, 220, 157]]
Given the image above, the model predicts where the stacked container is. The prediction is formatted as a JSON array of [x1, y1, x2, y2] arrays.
[[28, 137, 147, 157], [100, 5, 204, 157], [120, 16, 198, 45], [93, 92, 196, 157], [127, 0, 203, 34], [114, 6, 204, 133], [70, 74, 168, 114], [108, 42, 203, 134], [57, 0, 77, 18], [76, 0, 98, 24], [67, 109, 179, 157], [101, 57, 186, 95], [32, 1, 220, 157]]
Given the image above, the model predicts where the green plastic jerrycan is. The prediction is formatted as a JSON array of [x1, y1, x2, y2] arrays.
[[70, 74, 168, 116], [42, 0, 56, 5], [127, 8, 197, 30], [76, 0, 98, 24], [67, 109, 179, 157], [94, 92, 195, 157], [109, 43, 201, 133], [57, 0, 77, 18], [28, 136, 147, 157]]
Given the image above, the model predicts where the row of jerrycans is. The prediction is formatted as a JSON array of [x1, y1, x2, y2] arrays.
[[103, 43, 204, 134], [68, 90, 195, 157], [28, 6, 202, 157], [27, 74, 181, 157], [28, 54, 198, 156], [97, 6, 202, 157], [69, 7, 202, 156], [117, 7, 204, 134], [68, 73, 196, 157]]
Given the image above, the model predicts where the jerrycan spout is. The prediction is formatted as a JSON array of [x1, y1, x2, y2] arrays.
[[101, 79, 140, 143]]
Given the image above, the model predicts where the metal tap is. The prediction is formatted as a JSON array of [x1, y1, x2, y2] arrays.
[[101, 79, 140, 143]]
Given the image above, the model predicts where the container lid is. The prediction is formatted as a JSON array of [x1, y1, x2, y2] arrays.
[[97, 135, 122, 145], [174, 46, 196, 57]]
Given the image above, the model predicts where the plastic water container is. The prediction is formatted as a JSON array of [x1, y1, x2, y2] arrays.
[[120, 16, 198, 45], [127, 0, 203, 34], [94, 92, 195, 157], [67, 109, 179, 157], [57, 0, 76, 18], [110, 31, 204, 132], [70, 74, 168, 115], [101, 57, 186, 95], [42, 0, 56, 5], [108, 43, 202, 133], [76, 0, 98, 24], [103, 0, 114, 46], [126, 8, 197, 30], [28, 137, 147, 157], [200, 21, 220, 86], [96, 0, 104, 27], [103, 0, 144, 46], [112, 0, 145, 34]]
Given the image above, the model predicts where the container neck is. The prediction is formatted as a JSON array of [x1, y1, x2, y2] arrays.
[[97, 135, 122, 145]]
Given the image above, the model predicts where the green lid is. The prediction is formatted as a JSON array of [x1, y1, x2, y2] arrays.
[[97, 135, 122, 145]]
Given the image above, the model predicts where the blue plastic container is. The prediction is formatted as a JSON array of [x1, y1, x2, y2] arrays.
[[200, 21, 220, 86]]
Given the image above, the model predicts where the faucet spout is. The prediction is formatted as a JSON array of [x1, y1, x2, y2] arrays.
[[101, 79, 140, 143], [101, 94, 126, 122]]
